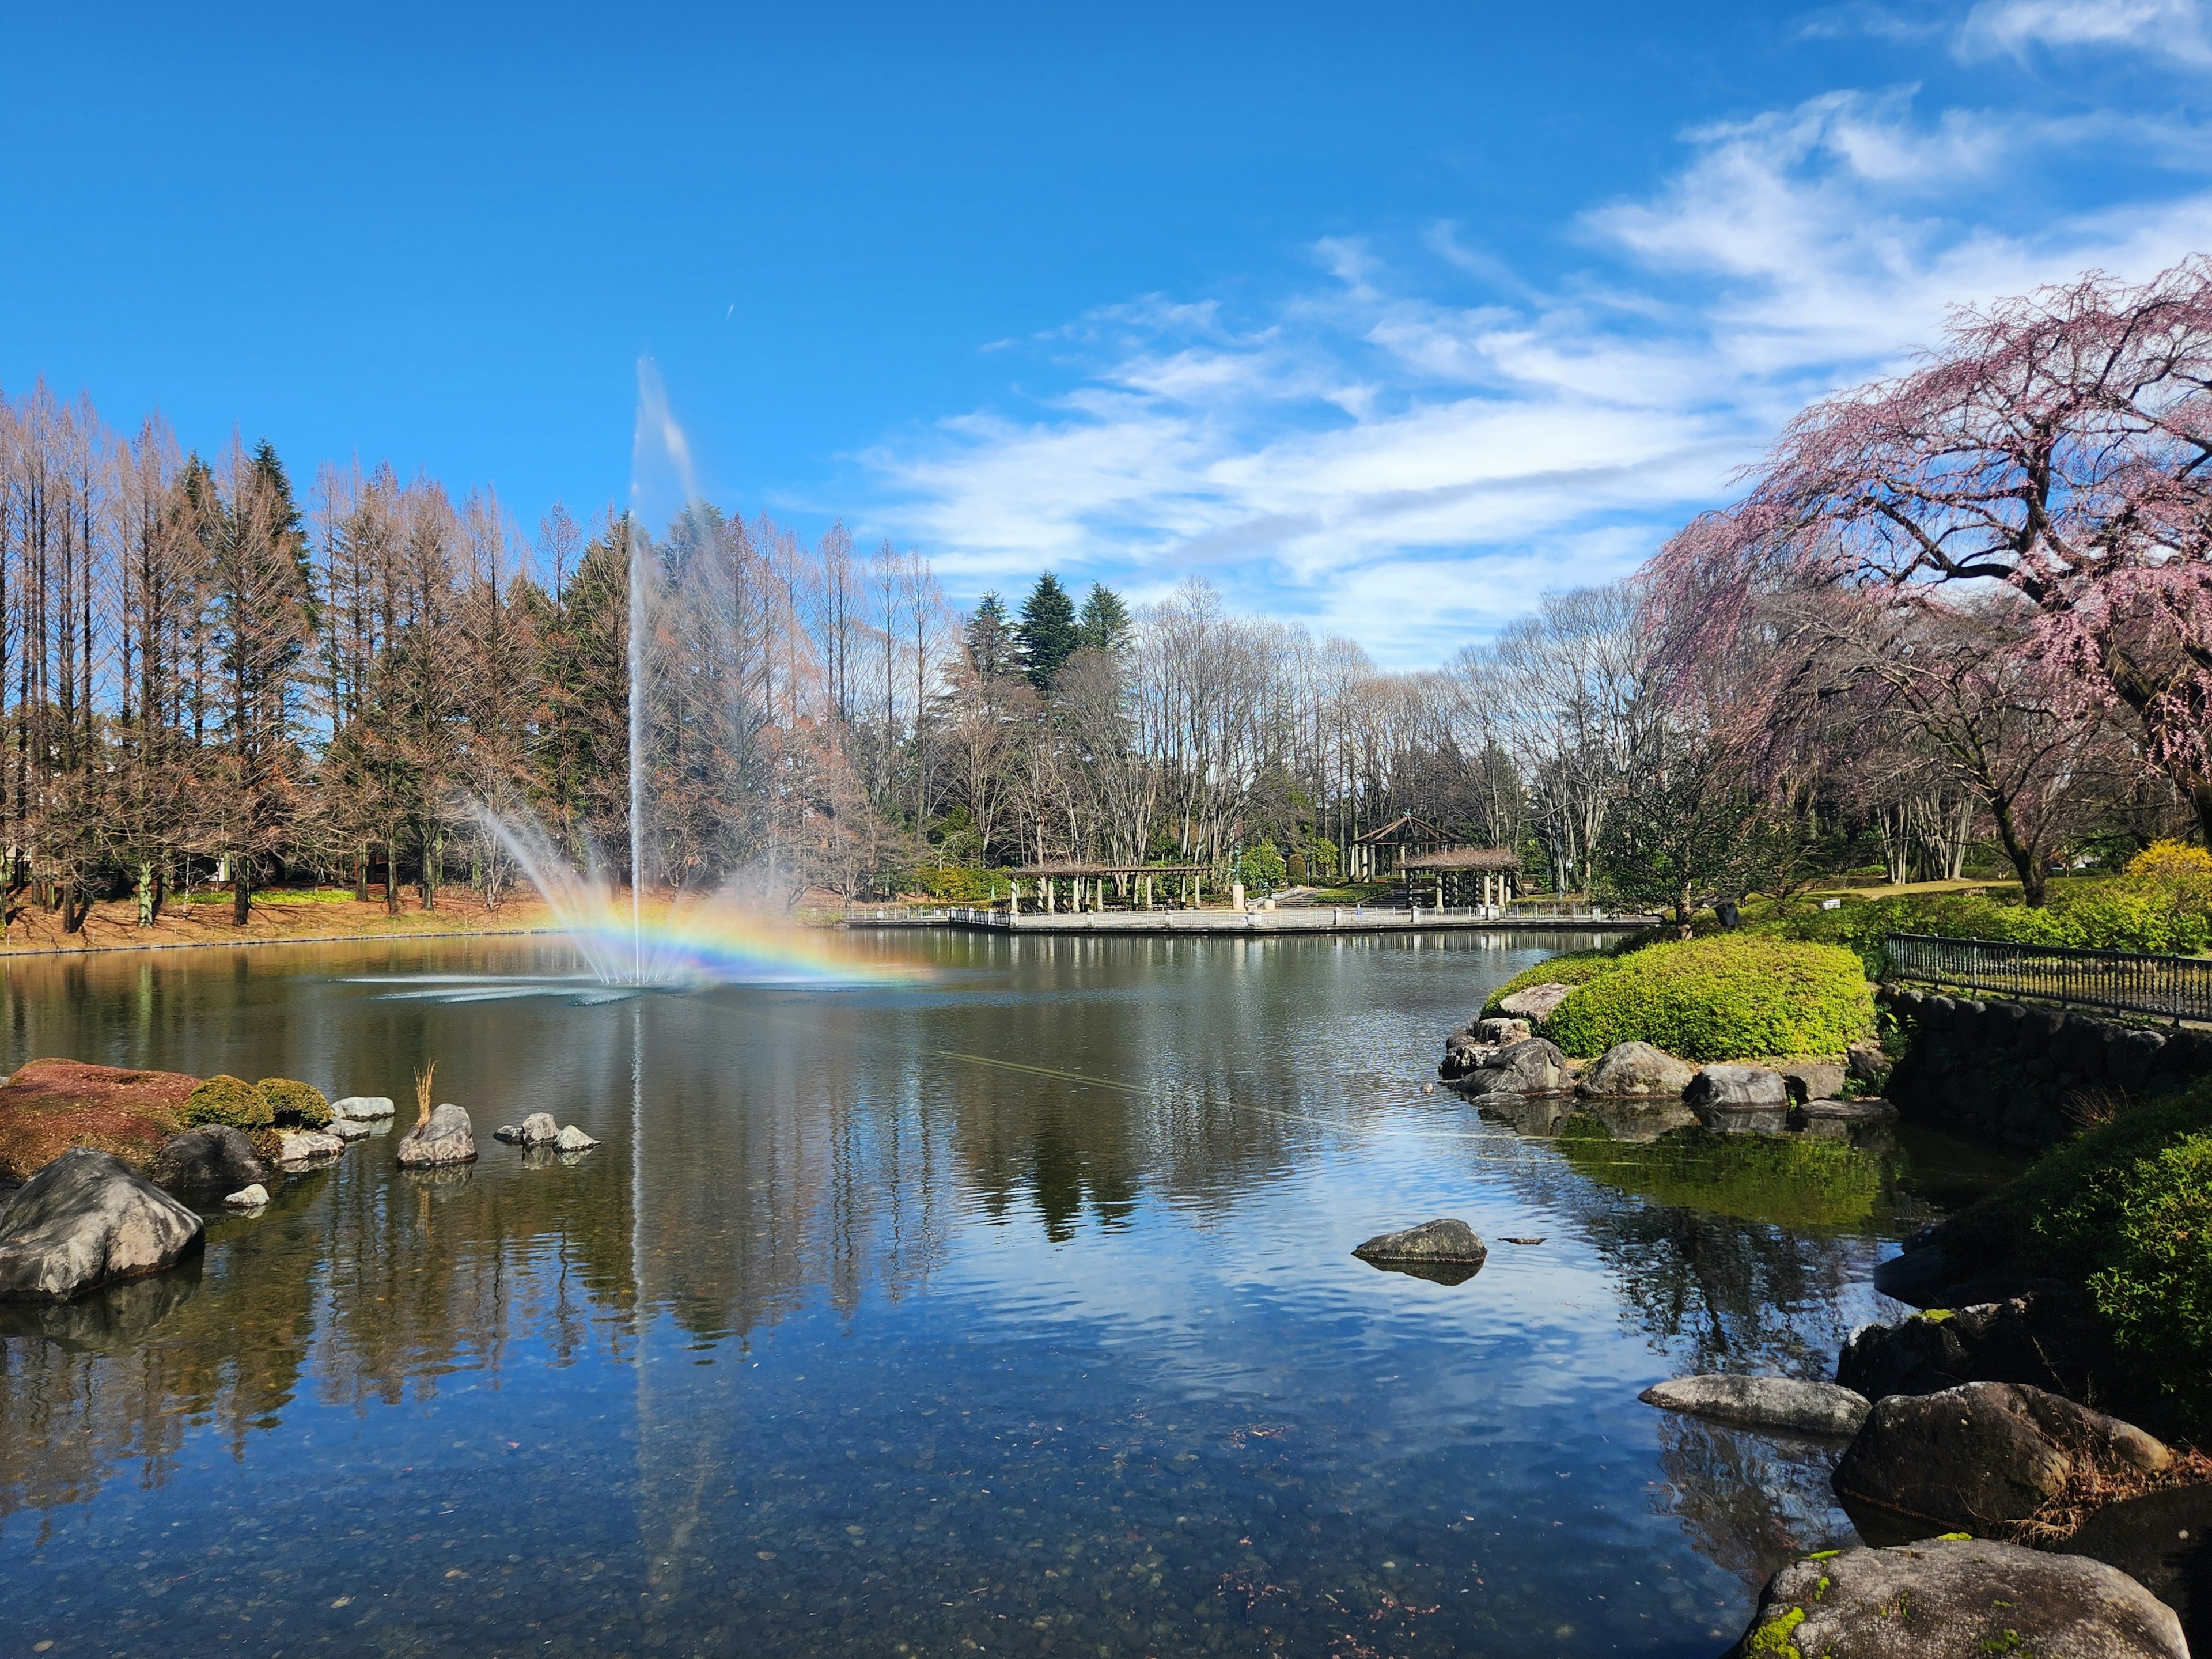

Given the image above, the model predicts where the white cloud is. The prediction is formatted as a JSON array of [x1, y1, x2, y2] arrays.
[[1956, 0, 2211, 62], [864, 89, 2212, 668]]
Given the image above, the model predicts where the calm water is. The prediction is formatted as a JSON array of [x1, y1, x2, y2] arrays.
[[0, 930, 2016, 1658]]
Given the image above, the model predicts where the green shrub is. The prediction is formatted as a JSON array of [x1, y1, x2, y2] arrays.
[[1763, 878, 2211, 971], [257, 1077, 332, 1129], [1541, 935, 1874, 1060], [914, 865, 1010, 903], [1236, 840, 1287, 896], [1557, 1119, 1881, 1231], [183, 1074, 272, 1130], [1480, 951, 1622, 1018], [2081, 1134, 2212, 1410]]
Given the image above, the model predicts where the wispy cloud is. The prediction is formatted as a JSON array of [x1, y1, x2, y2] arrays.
[[866, 89, 2212, 666], [1955, 0, 2211, 62]]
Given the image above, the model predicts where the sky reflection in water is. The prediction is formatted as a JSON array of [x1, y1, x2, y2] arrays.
[[0, 931, 2016, 1657]]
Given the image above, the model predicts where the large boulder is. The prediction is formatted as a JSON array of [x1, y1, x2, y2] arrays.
[[2062, 1483, 2212, 1656], [0, 1148, 204, 1301], [0, 1060, 199, 1182], [1577, 1041, 1695, 1099], [146, 1126, 268, 1197], [1832, 1382, 2171, 1536], [397, 1104, 476, 1168], [1839, 1294, 2124, 1404], [1684, 1064, 1790, 1109], [1497, 982, 1574, 1022], [1352, 1218, 1487, 1265], [1638, 1374, 1870, 1438], [1777, 1060, 1847, 1104], [518, 1113, 559, 1146], [1725, 1536, 2187, 1659], [1439, 1029, 1488, 1080], [1456, 1037, 1567, 1097]]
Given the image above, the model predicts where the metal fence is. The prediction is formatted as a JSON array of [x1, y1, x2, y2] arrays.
[[1885, 932, 2212, 1023]]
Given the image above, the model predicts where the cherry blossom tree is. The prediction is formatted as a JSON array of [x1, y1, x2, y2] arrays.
[[1652, 258, 2212, 841]]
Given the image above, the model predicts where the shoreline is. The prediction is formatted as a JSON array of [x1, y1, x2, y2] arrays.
[[0, 924, 570, 960]]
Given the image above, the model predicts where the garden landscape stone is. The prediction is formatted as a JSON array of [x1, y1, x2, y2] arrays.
[[397, 1104, 476, 1168], [1776, 1060, 1846, 1103], [1724, 1536, 2187, 1659], [0, 1148, 204, 1301], [1637, 1373, 1870, 1438], [555, 1125, 600, 1152], [1839, 1294, 2123, 1405], [1471, 1017, 1530, 1045], [1496, 982, 1573, 1022], [1351, 1218, 1487, 1267], [330, 1096, 395, 1121], [1683, 1065, 1790, 1109], [1832, 1382, 2171, 1535], [224, 1184, 268, 1209], [147, 1126, 267, 1196], [1453, 1037, 1567, 1097], [520, 1112, 560, 1146], [325, 1116, 374, 1142], [1575, 1041, 1694, 1098], [0, 1058, 200, 1182], [2061, 1483, 2212, 1654], [275, 1130, 345, 1166]]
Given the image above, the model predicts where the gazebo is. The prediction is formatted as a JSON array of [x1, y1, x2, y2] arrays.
[[1402, 846, 1522, 908], [1009, 862, 1211, 914], [1347, 813, 1455, 881]]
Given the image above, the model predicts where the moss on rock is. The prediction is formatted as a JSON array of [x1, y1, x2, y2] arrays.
[[256, 1077, 331, 1130], [183, 1074, 273, 1131]]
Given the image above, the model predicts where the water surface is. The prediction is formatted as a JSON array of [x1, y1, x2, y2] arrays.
[[0, 931, 2013, 1657]]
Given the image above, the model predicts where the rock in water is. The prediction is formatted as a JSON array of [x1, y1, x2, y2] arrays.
[[1471, 1017, 1531, 1045], [224, 1184, 268, 1209], [1352, 1218, 1487, 1264], [1576, 1041, 1695, 1098], [1455, 1037, 1567, 1097], [1777, 1060, 1847, 1104], [0, 1148, 204, 1301], [2062, 1484, 2212, 1656], [329, 1096, 396, 1122], [397, 1104, 476, 1168], [1684, 1064, 1790, 1109], [275, 1130, 345, 1166], [1725, 1536, 2186, 1659], [492, 1124, 524, 1144], [1839, 1294, 2122, 1404], [555, 1126, 600, 1153], [1497, 982, 1573, 1022], [1872, 1241, 1965, 1308], [325, 1116, 374, 1142], [1638, 1374, 1871, 1438], [1832, 1382, 2171, 1535], [520, 1112, 559, 1146], [147, 1126, 268, 1196]]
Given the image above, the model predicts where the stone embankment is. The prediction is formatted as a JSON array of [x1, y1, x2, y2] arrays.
[[1881, 986, 2212, 1150]]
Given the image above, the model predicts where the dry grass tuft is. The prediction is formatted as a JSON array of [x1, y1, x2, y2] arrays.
[[2003, 1448, 2212, 1546], [413, 1062, 435, 1130]]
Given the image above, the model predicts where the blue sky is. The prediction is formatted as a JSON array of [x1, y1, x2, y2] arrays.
[[6, 1, 2210, 664]]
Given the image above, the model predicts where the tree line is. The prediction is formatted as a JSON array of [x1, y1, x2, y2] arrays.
[[6, 256, 2206, 931]]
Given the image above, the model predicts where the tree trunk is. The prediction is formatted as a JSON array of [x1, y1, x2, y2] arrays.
[[1988, 798, 2047, 906], [233, 861, 252, 926], [62, 880, 89, 935], [385, 836, 399, 915], [354, 847, 369, 903], [2195, 781, 2212, 853]]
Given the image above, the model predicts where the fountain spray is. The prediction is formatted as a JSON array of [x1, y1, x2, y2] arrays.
[[627, 513, 646, 985]]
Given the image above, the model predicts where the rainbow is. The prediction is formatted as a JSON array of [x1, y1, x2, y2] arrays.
[[552, 895, 925, 988]]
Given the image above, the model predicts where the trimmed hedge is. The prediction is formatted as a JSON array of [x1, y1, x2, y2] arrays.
[[1540, 935, 1874, 1060], [183, 1074, 272, 1130], [1763, 877, 2211, 972], [257, 1077, 332, 1130], [1479, 951, 1622, 1018]]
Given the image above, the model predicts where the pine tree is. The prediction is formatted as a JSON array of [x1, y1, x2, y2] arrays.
[[965, 592, 1015, 680], [1016, 573, 1079, 694], [1077, 582, 1131, 653]]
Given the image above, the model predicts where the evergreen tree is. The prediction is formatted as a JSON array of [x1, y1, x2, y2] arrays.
[[1077, 582, 1131, 653], [1016, 572, 1079, 694], [965, 592, 1015, 680]]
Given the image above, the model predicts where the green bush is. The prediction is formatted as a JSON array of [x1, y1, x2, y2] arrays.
[[1540, 935, 1874, 1060], [183, 1074, 272, 1130], [1931, 1079, 2212, 1431], [1558, 1119, 1881, 1231], [257, 1077, 332, 1129], [914, 865, 1010, 903], [1236, 841, 1287, 896], [1479, 951, 1622, 1018], [1763, 878, 2211, 972]]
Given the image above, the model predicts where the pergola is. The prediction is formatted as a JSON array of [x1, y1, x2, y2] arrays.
[[1009, 862, 1210, 914], [1402, 846, 1522, 907], [1348, 813, 1455, 880]]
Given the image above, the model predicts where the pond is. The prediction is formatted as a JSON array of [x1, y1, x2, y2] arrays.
[[0, 930, 2018, 1657]]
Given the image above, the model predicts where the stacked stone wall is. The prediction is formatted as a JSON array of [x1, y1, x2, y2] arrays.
[[1880, 985, 2212, 1150]]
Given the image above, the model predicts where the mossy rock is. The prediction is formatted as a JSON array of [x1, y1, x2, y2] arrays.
[[183, 1074, 273, 1130], [256, 1077, 331, 1129], [1541, 935, 1874, 1061], [0, 1059, 199, 1181]]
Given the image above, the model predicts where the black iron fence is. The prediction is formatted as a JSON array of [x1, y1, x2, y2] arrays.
[[1885, 932, 2212, 1023]]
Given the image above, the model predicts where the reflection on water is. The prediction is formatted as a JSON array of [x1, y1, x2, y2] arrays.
[[0, 932, 2018, 1656]]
